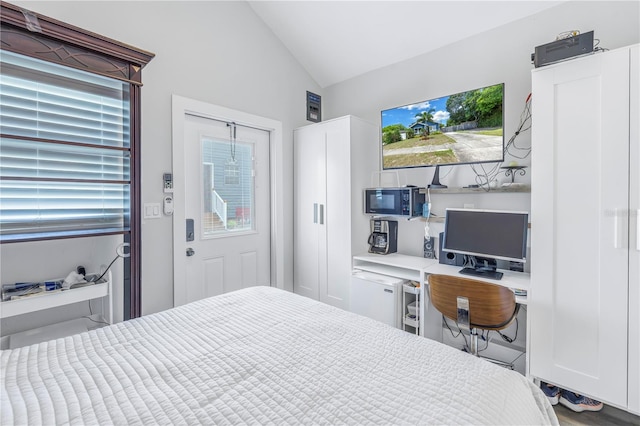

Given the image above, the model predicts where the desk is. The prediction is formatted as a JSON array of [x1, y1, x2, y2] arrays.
[[352, 253, 529, 305], [352, 253, 530, 373]]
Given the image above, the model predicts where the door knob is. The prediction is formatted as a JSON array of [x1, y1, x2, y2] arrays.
[[186, 248, 195, 257]]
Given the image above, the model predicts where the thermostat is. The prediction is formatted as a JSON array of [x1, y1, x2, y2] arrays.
[[163, 172, 173, 193], [307, 91, 321, 122]]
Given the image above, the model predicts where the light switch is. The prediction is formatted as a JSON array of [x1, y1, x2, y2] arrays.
[[144, 203, 162, 219]]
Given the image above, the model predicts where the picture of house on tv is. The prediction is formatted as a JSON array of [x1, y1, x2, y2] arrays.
[[381, 83, 504, 170]]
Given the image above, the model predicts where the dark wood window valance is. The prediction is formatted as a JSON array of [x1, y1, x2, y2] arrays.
[[0, 1, 154, 84]]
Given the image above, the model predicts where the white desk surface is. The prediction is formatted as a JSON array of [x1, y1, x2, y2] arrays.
[[353, 253, 529, 305], [424, 263, 529, 305], [353, 253, 438, 271]]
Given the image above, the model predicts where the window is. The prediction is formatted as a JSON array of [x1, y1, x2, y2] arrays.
[[0, 2, 154, 318], [1, 50, 131, 240]]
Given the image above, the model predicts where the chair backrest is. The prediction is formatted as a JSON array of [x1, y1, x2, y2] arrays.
[[428, 274, 518, 331]]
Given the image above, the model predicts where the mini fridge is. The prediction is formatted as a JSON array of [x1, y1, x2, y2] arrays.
[[350, 271, 406, 328]]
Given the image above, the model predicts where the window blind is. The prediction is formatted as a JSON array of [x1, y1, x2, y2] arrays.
[[0, 50, 131, 241]]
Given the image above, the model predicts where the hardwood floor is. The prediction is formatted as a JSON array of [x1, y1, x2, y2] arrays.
[[554, 403, 640, 425]]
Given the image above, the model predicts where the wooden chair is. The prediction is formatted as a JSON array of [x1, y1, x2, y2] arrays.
[[428, 274, 519, 366]]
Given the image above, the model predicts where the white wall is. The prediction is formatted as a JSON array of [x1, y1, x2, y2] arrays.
[[323, 1, 640, 258], [2, 1, 639, 328], [2, 1, 322, 323]]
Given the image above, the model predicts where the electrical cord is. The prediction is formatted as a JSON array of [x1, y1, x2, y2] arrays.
[[593, 38, 608, 53], [89, 256, 119, 283], [227, 122, 237, 162], [471, 162, 501, 191], [83, 313, 110, 326], [462, 255, 475, 269], [437, 166, 453, 181], [443, 315, 472, 352], [556, 30, 581, 40], [556, 30, 608, 53], [86, 289, 111, 326], [82, 243, 126, 326], [87, 243, 130, 283], [469, 92, 532, 189], [504, 94, 532, 159], [445, 311, 519, 354], [424, 187, 432, 241], [497, 317, 519, 343], [442, 315, 462, 338], [478, 330, 490, 353]]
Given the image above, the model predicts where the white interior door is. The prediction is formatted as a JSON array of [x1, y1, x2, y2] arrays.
[[174, 111, 271, 305], [172, 95, 285, 307], [183, 114, 270, 302]]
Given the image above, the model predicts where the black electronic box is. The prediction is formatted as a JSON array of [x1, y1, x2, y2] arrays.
[[532, 31, 594, 68]]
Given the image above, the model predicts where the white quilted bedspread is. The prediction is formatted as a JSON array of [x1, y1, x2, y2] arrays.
[[2, 286, 558, 425]]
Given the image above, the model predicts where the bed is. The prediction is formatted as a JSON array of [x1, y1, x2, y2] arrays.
[[2, 286, 558, 425]]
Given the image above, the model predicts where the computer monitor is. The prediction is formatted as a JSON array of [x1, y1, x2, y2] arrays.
[[442, 208, 529, 280]]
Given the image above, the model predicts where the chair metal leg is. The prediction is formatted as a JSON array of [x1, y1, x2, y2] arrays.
[[470, 329, 479, 356]]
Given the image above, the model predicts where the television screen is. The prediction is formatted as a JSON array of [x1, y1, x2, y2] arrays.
[[381, 83, 504, 170]]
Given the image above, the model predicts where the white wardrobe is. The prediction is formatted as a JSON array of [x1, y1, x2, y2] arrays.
[[293, 115, 379, 310], [530, 44, 639, 414]]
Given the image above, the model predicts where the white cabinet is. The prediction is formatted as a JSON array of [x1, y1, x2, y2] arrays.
[[294, 116, 378, 309], [628, 44, 640, 417], [530, 44, 639, 413]]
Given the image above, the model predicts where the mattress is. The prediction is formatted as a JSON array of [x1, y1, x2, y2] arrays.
[[2, 286, 558, 425]]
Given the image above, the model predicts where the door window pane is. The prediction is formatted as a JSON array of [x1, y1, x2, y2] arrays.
[[201, 137, 254, 235]]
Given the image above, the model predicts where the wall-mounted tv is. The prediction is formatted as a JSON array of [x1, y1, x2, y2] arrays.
[[381, 83, 504, 187]]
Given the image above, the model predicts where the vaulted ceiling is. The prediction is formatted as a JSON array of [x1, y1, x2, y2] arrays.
[[248, 1, 565, 88]]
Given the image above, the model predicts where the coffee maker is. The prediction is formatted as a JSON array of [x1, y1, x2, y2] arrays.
[[368, 219, 398, 255]]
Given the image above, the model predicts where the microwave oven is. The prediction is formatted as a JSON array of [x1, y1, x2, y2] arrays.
[[363, 187, 426, 217]]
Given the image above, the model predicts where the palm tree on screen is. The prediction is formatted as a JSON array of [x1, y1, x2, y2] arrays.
[[415, 109, 435, 137]]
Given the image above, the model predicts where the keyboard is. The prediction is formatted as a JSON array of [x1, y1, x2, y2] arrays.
[[459, 267, 504, 280]]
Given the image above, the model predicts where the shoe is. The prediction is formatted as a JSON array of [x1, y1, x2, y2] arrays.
[[540, 382, 560, 405], [559, 390, 604, 412]]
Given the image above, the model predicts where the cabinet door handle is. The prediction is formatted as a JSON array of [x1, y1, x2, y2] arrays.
[[319, 204, 325, 225], [613, 208, 632, 249], [614, 209, 618, 249], [637, 209, 640, 251], [313, 203, 318, 224]]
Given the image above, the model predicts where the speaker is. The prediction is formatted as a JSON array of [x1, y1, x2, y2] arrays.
[[424, 236, 436, 259], [439, 232, 465, 266]]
